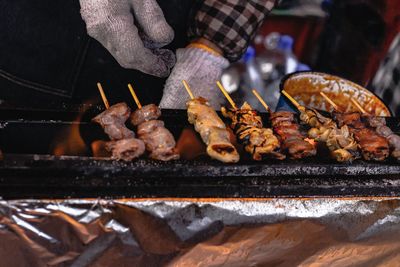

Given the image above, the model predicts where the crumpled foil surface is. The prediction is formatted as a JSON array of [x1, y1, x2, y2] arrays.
[[1, 198, 400, 266]]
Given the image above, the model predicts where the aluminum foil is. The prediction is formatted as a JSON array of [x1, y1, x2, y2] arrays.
[[1, 198, 400, 266]]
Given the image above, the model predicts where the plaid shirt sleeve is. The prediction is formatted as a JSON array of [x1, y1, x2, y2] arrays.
[[189, 0, 276, 62]]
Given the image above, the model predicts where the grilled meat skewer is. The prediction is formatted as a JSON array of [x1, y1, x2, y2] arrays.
[[270, 111, 317, 159], [299, 107, 359, 162], [131, 104, 179, 161], [364, 116, 400, 160], [92, 102, 135, 140], [187, 97, 239, 163], [106, 138, 145, 161], [92, 102, 145, 161], [334, 112, 389, 161], [221, 102, 285, 160]]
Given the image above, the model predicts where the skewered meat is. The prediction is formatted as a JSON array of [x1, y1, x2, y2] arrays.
[[270, 111, 316, 159], [137, 120, 179, 161], [105, 138, 145, 161], [131, 104, 179, 161], [93, 102, 145, 161], [92, 102, 134, 140], [130, 104, 161, 126], [364, 116, 400, 160], [187, 97, 239, 163], [299, 107, 359, 162], [334, 112, 389, 161], [221, 102, 285, 160]]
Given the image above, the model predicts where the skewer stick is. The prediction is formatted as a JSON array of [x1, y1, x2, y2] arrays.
[[216, 81, 237, 109], [320, 92, 339, 111], [97, 82, 110, 109], [252, 89, 271, 113], [182, 80, 194, 100], [351, 98, 367, 114], [281, 90, 301, 110], [127, 83, 142, 109]]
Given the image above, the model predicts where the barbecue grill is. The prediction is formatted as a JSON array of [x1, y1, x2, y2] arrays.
[[1, 105, 400, 199]]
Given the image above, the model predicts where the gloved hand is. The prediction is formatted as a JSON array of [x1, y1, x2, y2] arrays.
[[79, 0, 175, 77], [159, 45, 229, 109]]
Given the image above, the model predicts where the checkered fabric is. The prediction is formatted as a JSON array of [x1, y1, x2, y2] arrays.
[[189, 0, 276, 62], [371, 33, 400, 116]]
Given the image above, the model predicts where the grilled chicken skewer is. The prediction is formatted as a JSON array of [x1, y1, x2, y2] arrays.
[[333, 112, 389, 161], [93, 102, 135, 140], [270, 111, 317, 159], [282, 90, 359, 162], [365, 116, 400, 160], [222, 102, 285, 160], [318, 95, 390, 162], [131, 104, 180, 161], [299, 107, 360, 162], [183, 81, 239, 163], [187, 97, 240, 163], [92, 84, 145, 161], [349, 98, 400, 160]]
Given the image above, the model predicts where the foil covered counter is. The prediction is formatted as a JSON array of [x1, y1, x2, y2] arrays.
[[1, 198, 400, 266]]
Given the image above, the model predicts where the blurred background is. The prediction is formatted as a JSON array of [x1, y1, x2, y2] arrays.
[[221, 0, 400, 113]]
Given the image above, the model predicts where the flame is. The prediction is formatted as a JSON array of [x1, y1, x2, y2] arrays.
[[91, 140, 111, 157], [50, 98, 98, 156], [176, 127, 206, 160]]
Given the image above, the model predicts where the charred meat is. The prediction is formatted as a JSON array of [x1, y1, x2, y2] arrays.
[[187, 97, 239, 163], [364, 116, 400, 160], [270, 111, 317, 159], [137, 120, 179, 161], [93, 102, 145, 161], [334, 112, 389, 161], [106, 138, 145, 162], [221, 102, 285, 160], [92, 102, 135, 140], [131, 104, 179, 161], [130, 104, 161, 126]]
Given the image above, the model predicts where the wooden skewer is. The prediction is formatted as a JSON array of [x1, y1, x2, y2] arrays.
[[252, 89, 271, 113], [320, 92, 339, 111], [351, 98, 367, 114], [182, 80, 195, 100], [281, 90, 301, 110], [216, 81, 237, 109], [127, 83, 142, 109], [97, 82, 110, 109]]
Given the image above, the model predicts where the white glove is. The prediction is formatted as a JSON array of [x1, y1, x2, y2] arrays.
[[159, 47, 229, 109], [80, 0, 175, 77]]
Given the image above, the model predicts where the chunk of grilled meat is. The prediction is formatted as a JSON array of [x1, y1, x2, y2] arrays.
[[92, 102, 135, 140], [131, 104, 179, 161], [130, 104, 162, 126], [299, 107, 359, 162], [364, 116, 400, 160], [221, 102, 285, 160], [187, 97, 239, 163], [270, 111, 316, 159], [105, 138, 145, 162], [137, 120, 179, 161], [334, 112, 389, 161]]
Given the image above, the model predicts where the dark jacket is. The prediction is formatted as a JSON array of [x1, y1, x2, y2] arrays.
[[0, 0, 194, 108]]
